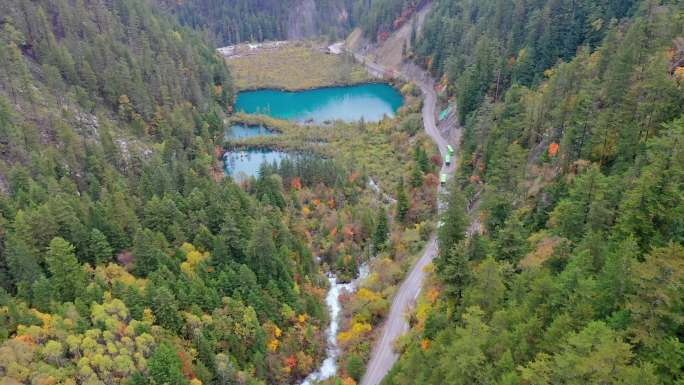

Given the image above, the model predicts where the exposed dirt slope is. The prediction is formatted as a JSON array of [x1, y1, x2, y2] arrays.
[[346, 5, 431, 71]]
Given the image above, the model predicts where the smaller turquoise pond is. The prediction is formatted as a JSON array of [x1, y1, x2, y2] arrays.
[[235, 83, 403, 123], [223, 150, 288, 178], [225, 124, 279, 139]]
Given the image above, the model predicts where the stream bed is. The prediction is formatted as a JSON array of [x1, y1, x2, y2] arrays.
[[300, 264, 369, 384]]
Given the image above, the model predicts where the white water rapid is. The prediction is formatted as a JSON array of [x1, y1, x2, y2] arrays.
[[300, 264, 369, 384]]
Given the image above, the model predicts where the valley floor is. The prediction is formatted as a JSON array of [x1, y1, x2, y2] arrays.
[[221, 33, 444, 385]]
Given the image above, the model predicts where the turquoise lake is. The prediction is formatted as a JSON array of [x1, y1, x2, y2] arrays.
[[234, 83, 404, 123], [223, 150, 288, 178]]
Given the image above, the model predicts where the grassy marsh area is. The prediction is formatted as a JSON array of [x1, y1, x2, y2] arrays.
[[226, 42, 372, 91]]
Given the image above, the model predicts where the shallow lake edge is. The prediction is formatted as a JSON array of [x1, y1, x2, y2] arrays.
[[233, 78, 403, 93]]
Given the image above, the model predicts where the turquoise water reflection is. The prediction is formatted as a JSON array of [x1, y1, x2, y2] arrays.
[[235, 83, 403, 123], [225, 124, 279, 139], [223, 149, 288, 178]]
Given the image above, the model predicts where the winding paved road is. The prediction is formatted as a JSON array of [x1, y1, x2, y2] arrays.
[[354, 56, 457, 385]]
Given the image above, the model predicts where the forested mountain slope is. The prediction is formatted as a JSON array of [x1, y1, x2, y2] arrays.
[[155, 0, 426, 47], [0, 1, 330, 385], [155, 0, 356, 45], [354, 0, 642, 123], [417, 0, 641, 122], [1, 0, 232, 120], [384, 2, 684, 385]]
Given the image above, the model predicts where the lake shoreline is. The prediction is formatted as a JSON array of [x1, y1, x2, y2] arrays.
[[234, 77, 402, 93]]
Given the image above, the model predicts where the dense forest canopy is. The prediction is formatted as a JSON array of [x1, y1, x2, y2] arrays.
[[0, 0, 439, 383], [385, 1, 684, 384], [0, 0, 682, 384], [415, 0, 644, 122], [353, 0, 644, 123], [1, 0, 233, 118], [0, 0, 335, 384], [156, 0, 357, 46]]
